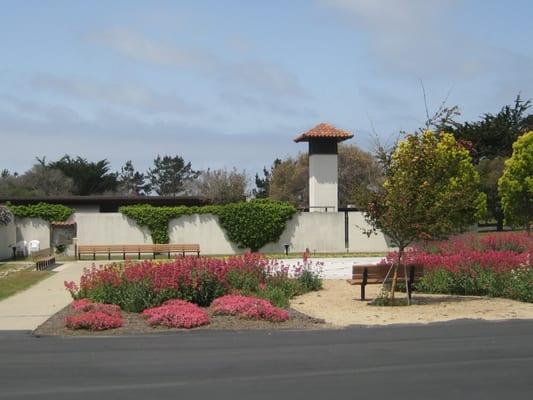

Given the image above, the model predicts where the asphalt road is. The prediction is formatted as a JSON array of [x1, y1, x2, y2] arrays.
[[1, 320, 532, 399]]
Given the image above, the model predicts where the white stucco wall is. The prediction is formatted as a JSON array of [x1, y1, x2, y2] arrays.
[[169, 214, 242, 255], [347, 212, 394, 252], [309, 154, 338, 212], [261, 212, 346, 253], [0, 220, 16, 260], [71, 211, 392, 255], [15, 217, 50, 250], [74, 213, 152, 244]]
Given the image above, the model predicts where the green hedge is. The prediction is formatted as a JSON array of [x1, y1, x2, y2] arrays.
[[7, 202, 73, 222], [120, 199, 297, 251]]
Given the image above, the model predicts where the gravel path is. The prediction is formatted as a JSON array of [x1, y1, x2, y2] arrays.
[[290, 279, 533, 327]]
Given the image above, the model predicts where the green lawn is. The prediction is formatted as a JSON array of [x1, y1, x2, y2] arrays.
[[0, 264, 54, 301]]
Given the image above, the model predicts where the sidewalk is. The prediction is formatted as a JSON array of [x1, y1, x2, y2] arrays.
[[0, 261, 93, 331]]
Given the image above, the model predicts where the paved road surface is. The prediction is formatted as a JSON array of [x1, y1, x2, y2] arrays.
[[1, 320, 532, 399]]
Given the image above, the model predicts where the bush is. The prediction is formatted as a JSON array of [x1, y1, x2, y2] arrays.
[[66, 311, 123, 331], [7, 202, 73, 222], [119, 199, 296, 248], [211, 295, 289, 322], [392, 233, 533, 303], [142, 299, 210, 329], [66, 299, 123, 331], [0, 205, 13, 226], [65, 254, 269, 312]]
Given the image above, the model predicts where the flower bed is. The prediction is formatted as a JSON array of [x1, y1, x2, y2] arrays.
[[66, 299, 123, 331], [387, 232, 533, 302], [65, 253, 322, 312], [211, 295, 289, 322], [142, 299, 210, 329]]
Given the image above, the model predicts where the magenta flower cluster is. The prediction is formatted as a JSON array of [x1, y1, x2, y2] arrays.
[[66, 299, 123, 331], [385, 232, 532, 274], [142, 299, 210, 329], [211, 295, 290, 322], [65, 253, 269, 298]]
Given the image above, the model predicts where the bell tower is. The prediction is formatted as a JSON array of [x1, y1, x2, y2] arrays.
[[294, 123, 353, 212]]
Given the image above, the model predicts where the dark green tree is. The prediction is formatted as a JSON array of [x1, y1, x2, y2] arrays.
[[48, 156, 119, 195], [147, 155, 199, 196], [449, 95, 532, 162], [118, 160, 151, 196]]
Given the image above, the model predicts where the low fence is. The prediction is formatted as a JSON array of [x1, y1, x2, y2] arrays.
[[13, 211, 393, 256]]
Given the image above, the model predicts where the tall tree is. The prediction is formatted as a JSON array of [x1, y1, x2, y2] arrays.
[[118, 160, 150, 196], [21, 164, 74, 196], [476, 157, 506, 230], [48, 156, 118, 195], [450, 94, 532, 162], [269, 153, 308, 208], [147, 155, 199, 196], [359, 132, 486, 303], [268, 145, 382, 208], [188, 168, 248, 204], [498, 131, 533, 234]]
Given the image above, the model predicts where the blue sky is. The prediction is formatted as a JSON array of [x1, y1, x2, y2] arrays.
[[1, 0, 532, 176]]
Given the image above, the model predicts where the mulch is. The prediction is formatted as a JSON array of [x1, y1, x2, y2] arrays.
[[33, 304, 327, 337]]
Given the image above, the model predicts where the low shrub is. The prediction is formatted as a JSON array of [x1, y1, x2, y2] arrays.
[[66, 311, 123, 331], [142, 299, 210, 329], [66, 299, 123, 331], [211, 295, 289, 322], [386, 232, 533, 303], [65, 253, 268, 312], [71, 299, 121, 317]]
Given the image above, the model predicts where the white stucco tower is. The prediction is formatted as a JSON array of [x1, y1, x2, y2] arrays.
[[294, 123, 354, 212]]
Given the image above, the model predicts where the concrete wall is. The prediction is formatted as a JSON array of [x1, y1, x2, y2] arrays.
[[0, 220, 16, 260], [261, 212, 346, 253], [169, 214, 242, 255], [309, 154, 338, 212], [347, 212, 394, 252], [74, 213, 152, 244], [73, 211, 392, 255], [15, 217, 50, 250]]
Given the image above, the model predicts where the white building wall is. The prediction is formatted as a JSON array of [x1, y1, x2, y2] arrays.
[[67, 212, 392, 255], [309, 154, 338, 212], [261, 212, 346, 253], [15, 218, 50, 249], [169, 214, 242, 255], [347, 212, 394, 252], [0, 220, 16, 260], [74, 213, 152, 244]]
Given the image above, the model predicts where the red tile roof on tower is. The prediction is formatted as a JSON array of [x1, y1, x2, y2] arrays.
[[294, 123, 354, 143]]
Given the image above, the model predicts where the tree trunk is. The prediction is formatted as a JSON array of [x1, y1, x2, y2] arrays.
[[389, 247, 404, 303]]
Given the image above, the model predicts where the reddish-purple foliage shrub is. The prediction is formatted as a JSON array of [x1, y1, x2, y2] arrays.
[[383, 232, 532, 274], [66, 299, 123, 331], [211, 295, 289, 322], [66, 311, 123, 331], [70, 299, 121, 317], [142, 299, 210, 329]]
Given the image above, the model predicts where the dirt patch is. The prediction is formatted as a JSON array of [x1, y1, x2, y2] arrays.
[[33, 304, 328, 336], [290, 280, 533, 327]]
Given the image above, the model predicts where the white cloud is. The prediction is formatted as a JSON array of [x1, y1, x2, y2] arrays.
[[31, 74, 203, 115]]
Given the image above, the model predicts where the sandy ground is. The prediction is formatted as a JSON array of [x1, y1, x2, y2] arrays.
[[290, 280, 533, 327]]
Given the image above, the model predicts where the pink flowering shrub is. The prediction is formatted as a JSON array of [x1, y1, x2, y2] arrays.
[[211, 295, 289, 322], [64, 253, 269, 312], [384, 232, 532, 302], [66, 299, 123, 331], [71, 299, 121, 317], [66, 311, 123, 331], [142, 299, 210, 329]]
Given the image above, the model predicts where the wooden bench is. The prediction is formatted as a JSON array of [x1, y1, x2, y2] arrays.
[[348, 264, 424, 301], [32, 248, 56, 271], [77, 244, 200, 260]]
